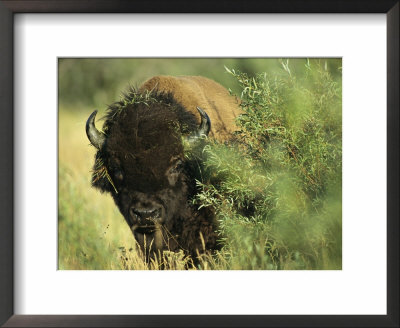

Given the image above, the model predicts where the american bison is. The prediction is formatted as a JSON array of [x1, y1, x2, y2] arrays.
[[86, 75, 241, 261]]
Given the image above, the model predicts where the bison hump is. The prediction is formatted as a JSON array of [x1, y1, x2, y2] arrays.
[[140, 75, 242, 142]]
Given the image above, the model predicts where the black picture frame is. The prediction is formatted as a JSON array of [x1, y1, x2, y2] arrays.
[[0, 1, 398, 327]]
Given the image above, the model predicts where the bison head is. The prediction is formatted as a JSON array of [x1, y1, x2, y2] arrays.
[[86, 93, 212, 256]]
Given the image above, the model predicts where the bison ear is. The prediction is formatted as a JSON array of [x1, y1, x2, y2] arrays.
[[185, 107, 211, 142], [86, 110, 106, 149]]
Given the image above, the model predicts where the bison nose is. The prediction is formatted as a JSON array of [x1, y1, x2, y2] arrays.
[[129, 207, 162, 224]]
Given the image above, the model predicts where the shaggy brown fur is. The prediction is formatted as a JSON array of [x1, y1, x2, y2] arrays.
[[89, 76, 241, 263]]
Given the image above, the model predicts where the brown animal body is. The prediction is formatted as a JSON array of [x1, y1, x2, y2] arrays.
[[86, 76, 241, 263]]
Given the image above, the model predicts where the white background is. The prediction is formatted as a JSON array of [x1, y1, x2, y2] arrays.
[[14, 14, 387, 315]]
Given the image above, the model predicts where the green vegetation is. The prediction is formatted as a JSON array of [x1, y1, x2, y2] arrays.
[[58, 58, 341, 270], [190, 61, 342, 269]]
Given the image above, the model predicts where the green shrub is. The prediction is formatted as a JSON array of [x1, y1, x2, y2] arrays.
[[190, 60, 342, 269]]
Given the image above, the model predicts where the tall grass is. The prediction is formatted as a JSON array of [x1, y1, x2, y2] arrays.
[[58, 59, 341, 270], [58, 110, 136, 269]]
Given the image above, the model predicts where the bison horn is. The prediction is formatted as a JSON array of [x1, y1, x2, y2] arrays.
[[86, 110, 106, 149], [186, 107, 211, 142], [196, 106, 211, 137]]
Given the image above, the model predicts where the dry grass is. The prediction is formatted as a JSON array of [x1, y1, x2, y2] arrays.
[[59, 108, 137, 269]]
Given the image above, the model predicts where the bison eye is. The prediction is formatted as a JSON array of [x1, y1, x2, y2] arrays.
[[114, 170, 124, 181], [170, 160, 184, 173], [166, 159, 184, 186]]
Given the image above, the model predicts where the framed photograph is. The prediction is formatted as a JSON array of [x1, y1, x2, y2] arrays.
[[1, 1, 398, 327]]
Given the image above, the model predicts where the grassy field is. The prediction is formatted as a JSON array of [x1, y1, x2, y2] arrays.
[[58, 58, 342, 270], [59, 109, 135, 269]]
